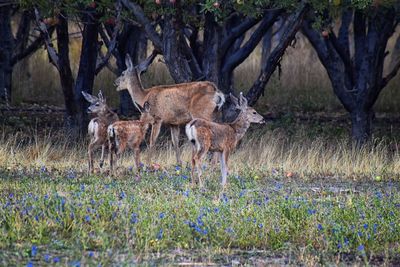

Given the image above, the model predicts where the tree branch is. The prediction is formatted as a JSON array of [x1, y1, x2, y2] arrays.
[[219, 16, 260, 56], [381, 60, 400, 89], [11, 29, 53, 65], [222, 9, 283, 74], [120, 0, 162, 50], [34, 7, 60, 70], [136, 49, 158, 74], [95, 0, 122, 74], [246, 2, 308, 105]]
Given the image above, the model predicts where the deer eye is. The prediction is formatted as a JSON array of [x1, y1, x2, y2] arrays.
[[95, 103, 100, 106], [253, 111, 257, 114]]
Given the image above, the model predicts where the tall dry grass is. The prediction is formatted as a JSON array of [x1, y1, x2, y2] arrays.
[[1, 126, 399, 180]]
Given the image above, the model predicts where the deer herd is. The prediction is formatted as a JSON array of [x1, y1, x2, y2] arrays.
[[83, 55, 265, 187]]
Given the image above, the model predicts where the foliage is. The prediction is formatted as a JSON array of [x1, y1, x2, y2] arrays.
[[0, 164, 399, 265]]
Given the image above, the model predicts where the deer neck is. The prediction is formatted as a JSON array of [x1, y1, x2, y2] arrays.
[[99, 107, 118, 125], [127, 72, 148, 106], [140, 120, 151, 134], [230, 112, 251, 142]]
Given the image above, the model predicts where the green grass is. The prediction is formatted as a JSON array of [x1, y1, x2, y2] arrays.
[[1, 165, 399, 265]]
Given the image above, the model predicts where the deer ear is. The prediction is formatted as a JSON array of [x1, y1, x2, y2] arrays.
[[98, 90, 105, 102], [82, 91, 97, 103], [229, 93, 239, 106], [143, 101, 151, 112], [239, 92, 248, 106], [125, 54, 133, 70]]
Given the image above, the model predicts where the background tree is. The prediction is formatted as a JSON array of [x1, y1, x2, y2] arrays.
[[302, 1, 400, 143]]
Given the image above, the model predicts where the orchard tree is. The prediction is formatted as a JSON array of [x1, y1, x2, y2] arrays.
[[120, 0, 309, 96], [302, 0, 400, 144], [30, 0, 122, 133], [0, 4, 51, 102]]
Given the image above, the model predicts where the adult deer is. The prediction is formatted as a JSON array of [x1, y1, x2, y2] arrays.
[[114, 53, 225, 165], [185, 93, 265, 187], [82, 91, 119, 173]]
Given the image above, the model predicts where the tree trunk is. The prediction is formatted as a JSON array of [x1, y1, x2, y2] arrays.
[[0, 5, 13, 103], [56, 12, 78, 129], [162, 4, 192, 83], [350, 108, 373, 144], [73, 9, 99, 134]]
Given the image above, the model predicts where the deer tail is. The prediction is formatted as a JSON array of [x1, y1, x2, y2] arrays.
[[185, 120, 201, 152], [214, 91, 225, 111], [107, 125, 119, 151], [88, 119, 98, 137]]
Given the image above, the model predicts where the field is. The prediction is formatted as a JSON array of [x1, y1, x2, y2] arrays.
[[0, 111, 400, 266], [2, 26, 400, 266]]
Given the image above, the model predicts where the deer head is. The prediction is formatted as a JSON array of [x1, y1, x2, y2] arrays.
[[139, 101, 155, 125], [114, 54, 143, 92], [233, 93, 265, 124], [82, 90, 108, 114]]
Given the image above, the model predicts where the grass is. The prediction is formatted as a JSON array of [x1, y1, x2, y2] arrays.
[[0, 116, 400, 265]]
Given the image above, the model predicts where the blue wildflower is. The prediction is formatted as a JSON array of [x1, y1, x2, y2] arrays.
[[157, 229, 163, 239], [214, 208, 219, 213], [363, 223, 368, 230], [26, 262, 33, 267], [31, 245, 38, 257], [308, 209, 316, 215], [317, 224, 323, 231], [258, 223, 263, 228], [119, 192, 126, 199], [88, 251, 94, 258], [358, 245, 365, 251], [44, 254, 50, 262], [130, 213, 138, 224], [53, 257, 60, 263], [159, 212, 165, 219], [85, 215, 90, 222]]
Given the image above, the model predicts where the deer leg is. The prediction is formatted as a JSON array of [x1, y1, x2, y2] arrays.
[[170, 125, 182, 165], [220, 150, 229, 187], [147, 120, 162, 164], [150, 120, 162, 148], [99, 144, 105, 169], [109, 139, 115, 174], [88, 141, 100, 174], [211, 152, 220, 169], [134, 146, 141, 172]]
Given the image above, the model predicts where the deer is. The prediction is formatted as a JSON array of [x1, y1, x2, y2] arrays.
[[185, 93, 265, 187], [107, 102, 155, 174], [114, 52, 226, 165], [82, 91, 119, 173]]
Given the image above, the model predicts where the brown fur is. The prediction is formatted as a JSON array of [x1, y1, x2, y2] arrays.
[[115, 58, 225, 165], [186, 94, 265, 187], [108, 102, 154, 174], [83, 91, 119, 173]]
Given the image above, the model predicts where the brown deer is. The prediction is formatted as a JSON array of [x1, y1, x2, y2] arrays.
[[114, 53, 225, 165], [108, 102, 155, 174], [185, 93, 265, 187], [82, 91, 119, 173]]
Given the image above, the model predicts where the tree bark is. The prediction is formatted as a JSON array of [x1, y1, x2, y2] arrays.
[[56, 12, 78, 128], [0, 5, 13, 102], [350, 108, 373, 145], [73, 8, 99, 134]]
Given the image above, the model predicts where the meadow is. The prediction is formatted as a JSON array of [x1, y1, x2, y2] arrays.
[[0, 113, 400, 265], [1, 31, 400, 265]]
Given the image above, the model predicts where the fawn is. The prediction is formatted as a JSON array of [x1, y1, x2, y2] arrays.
[[107, 102, 155, 174], [82, 91, 119, 173], [185, 93, 265, 187]]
